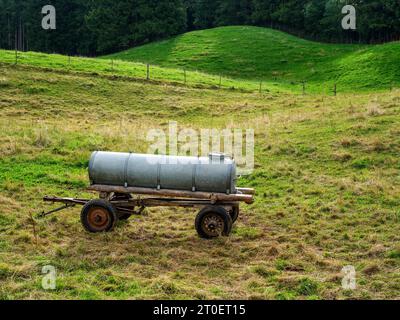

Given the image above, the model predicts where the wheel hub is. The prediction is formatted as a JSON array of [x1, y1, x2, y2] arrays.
[[203, 214, 224, 237], [88, 207, 109, 229]]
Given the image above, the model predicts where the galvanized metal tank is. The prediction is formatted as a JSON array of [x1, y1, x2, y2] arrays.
[[89, 152, 237, 194]]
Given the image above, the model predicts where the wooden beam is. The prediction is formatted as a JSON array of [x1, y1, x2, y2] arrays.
[[88, 185, 254, 204]]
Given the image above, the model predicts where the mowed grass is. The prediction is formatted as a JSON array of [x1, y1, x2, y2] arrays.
[[0, 65, 399, 299], [107, 26, 400, 92]]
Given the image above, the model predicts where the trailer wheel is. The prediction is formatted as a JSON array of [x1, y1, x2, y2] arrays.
[[195, 206, 233, 239], [230, 206, 239, 223], [81, 200, 117, 233]]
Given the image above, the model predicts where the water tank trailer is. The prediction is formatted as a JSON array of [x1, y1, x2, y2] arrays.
[[40, 152, 255, 238]]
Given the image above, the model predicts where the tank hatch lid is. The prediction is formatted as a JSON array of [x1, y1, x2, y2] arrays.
[[208, 153, 229, 162]]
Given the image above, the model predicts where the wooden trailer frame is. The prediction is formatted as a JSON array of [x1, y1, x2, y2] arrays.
[[40, 185, 255, 239]]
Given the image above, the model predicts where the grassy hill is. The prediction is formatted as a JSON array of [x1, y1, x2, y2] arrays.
[[0, 64, 399, 299], [0, 26, 399, 93], [0, 49, 294, 94], [106, 26, 400, 91]]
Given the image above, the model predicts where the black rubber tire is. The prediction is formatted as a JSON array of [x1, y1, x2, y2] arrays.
[[230, 206, 239, 223], [195, 206, 233, 239], [81, 199, 118, 233]]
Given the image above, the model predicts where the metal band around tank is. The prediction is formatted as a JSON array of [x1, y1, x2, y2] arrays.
[[157, 162, 161, 189], [192, 160, 198, 192], [124, 152, 132, 188]]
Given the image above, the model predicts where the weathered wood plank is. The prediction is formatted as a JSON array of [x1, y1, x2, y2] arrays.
[[88, 184, 254, 204]]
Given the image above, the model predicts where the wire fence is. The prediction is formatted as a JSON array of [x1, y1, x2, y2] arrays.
[[0, 49, 396, 96]]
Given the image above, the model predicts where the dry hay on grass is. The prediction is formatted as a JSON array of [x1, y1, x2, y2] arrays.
[[0, 67, 399, 299]]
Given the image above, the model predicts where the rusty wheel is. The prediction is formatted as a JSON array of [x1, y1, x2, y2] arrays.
[[195, 206, 232, 239], [81, 200, 117, 233], [202, 214, 224, 237]]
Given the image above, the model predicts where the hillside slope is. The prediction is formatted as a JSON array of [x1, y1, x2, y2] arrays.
[[106, 26, 400, 90], [0, 50, 291, 93]]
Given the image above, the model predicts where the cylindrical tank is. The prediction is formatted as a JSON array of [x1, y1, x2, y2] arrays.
[[89, 151, 237, 194]]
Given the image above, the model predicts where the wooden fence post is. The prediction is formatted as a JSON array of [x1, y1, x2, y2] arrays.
[[334, 83, 337, 96], [219, 75, 222, 89], [184, 69, 187, 84], [147, 64, 150, 80], [259, 81, 262, 94], [302, 81, 306, 95]]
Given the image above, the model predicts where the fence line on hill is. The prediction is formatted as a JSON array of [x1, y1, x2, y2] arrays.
[[5, 49, 396, 96], [122, 60, 344, 96]]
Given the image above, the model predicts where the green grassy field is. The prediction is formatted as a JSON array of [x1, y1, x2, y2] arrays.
[[0, 63, 399, 299], [107, 26, 400, 92], [1, 26, 400, 94], [0, 49, 292, 94], [0, 26, 399, 300]]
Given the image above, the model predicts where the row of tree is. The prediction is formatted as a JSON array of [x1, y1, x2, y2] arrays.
[[1, 0, 399, 56], [190, 0, 400, 44]]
